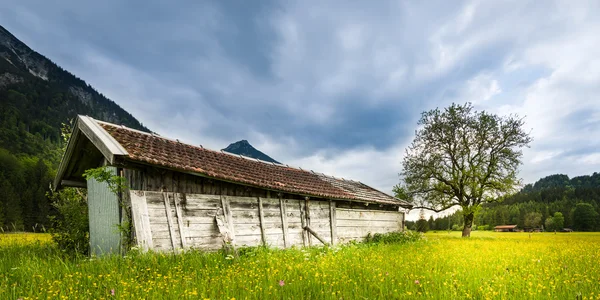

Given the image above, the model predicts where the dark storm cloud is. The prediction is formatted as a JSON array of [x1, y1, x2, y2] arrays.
[[1, 0, 599, 194]]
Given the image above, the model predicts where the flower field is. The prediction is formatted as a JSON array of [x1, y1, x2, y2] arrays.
[[1, 231, 599, 299]]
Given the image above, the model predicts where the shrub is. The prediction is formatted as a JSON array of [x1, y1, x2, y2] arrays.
[[477, 225, 490, 231], [364, 230, 422, 244], [47, 187, 89, 255]]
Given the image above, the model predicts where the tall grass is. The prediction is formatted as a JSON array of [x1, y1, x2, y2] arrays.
[[1, 232, 599, 299]]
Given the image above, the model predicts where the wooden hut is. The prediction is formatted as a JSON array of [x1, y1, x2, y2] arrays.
[[494, 225, 518, 232], [54, 116, 412, 255]]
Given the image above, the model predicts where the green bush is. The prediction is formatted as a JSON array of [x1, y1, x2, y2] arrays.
[[364, 230, 422, 244], [47, 187, 89, 255], [477, 225, 490, 231]]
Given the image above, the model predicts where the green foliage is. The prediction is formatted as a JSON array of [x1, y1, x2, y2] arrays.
[[524, 212, 542, 229], [473, 172, 600, 231], [415, 218, 429, 233], [544, 217, 555, 231], [572, 203, 599, 232], [0, 147, 54, 232], [47, 188, 89, 255], [395, 102, 532, 237], [477, 225, 491, 231], [553, 212, 565, 230], [83, 167, 127, 196], [364, 230, 423, 244]]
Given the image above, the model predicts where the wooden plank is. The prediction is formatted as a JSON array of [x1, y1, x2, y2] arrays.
[[180, 208, 223, 219], [173, 193, 187, 249], [221, 196, 236, 246], [336, 226, 400, 238], [53, 127, 81, 190], [304, 226, 329, 245], [258, 197, 267, 246], [337, 219, 401, 227], [184, 237, 224, 250], [336, 207, 403, 215], [233, 223, 285, 235], [329, 200, 337, 246], [279, 197, 289, 248], [129, 191, 153, 251], [162, 192, 178, 251], [235, 235, 262, 247], [336, 209, 402, 221], [215, 211, 230, 238], [78, 116, 128, 164]]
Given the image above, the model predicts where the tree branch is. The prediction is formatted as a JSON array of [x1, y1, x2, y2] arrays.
[[408, 203, 461, 213]]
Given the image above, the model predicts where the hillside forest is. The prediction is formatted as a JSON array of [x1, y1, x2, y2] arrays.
[[407, 173, 600, 232], [0, 25, 147, 232]]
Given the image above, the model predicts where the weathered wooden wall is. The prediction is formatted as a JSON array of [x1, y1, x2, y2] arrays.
[[129, 190, 404, 252], [335, 208, 404, 243]]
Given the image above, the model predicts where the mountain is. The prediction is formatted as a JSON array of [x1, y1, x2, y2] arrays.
[[0, 25, 149, 232], [223, 140, 280, 164], [0, 25, 148, 163]]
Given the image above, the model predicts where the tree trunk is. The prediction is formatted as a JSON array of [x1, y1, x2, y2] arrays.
[[462, 212, 474, 237]]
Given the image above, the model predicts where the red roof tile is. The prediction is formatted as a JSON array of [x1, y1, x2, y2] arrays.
[[99, 122, 409, 206]]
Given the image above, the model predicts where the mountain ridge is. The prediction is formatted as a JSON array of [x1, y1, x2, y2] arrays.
[[0, 24, 151, 231], [0, 24, 149, 162], [222, 140, 280, 164]]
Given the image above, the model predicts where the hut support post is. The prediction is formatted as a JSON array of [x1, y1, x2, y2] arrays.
[[258, 196, 267, 246], [329, 200, 337, 246], [305, 197, 312, 246], [279, 193, 289, 248], [299, 201, 307, 246]]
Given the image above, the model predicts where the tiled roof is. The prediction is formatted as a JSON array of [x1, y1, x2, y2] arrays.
[[98, 121, 409, 206], [494, 225, 517, 229]]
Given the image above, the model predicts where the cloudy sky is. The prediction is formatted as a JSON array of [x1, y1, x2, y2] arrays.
[[2, 0, 599, 219]]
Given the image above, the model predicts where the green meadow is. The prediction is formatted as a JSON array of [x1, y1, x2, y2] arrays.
[[1, 231, 599, 299]]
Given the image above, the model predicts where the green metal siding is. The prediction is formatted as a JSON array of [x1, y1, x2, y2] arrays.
[[87, 167, 121, 256]]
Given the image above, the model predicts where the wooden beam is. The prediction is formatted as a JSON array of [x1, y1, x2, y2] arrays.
[[329, 200, 337, 246], [173, 193, 188, 249], [129, 191, 153, 251], [220, 196, 236, 246], [304, 226, 329, 245], [305, 197, 312, 246], [162, 192, 178, 251], [279, 194, 289, 248], [53, 127, 81, 190], [258, 196, 267, 246], [60, 179, 87, 188], [78, 116, 128, 165], [299, 201, 307, 247]]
